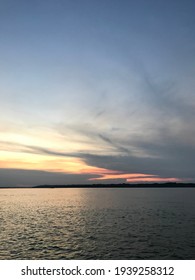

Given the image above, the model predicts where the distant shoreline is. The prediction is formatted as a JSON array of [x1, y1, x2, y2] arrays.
[[1, 183, 195, 189]]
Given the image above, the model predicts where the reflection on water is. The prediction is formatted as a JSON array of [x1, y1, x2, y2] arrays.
[[0, 188, 195, 259]]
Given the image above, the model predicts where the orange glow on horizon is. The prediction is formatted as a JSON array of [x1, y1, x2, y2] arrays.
[[89, 172, 181, 183], [0, 144, 181, 183], [126, 177, 180, 183]]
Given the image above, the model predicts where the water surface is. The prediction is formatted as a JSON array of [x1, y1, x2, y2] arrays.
[[0, 188, 195, 259]]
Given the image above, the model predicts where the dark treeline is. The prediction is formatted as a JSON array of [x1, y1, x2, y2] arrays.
[[1, 183, 195, 189], [33, 183, 195, 188]]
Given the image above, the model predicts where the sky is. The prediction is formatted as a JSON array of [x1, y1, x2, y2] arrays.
[[0, 0, 195, 187]]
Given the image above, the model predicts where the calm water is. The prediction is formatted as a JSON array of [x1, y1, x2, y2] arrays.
[[0, 188, 195, 259]]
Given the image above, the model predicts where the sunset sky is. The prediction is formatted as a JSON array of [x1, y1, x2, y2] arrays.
[[1, 0, 195, 187]]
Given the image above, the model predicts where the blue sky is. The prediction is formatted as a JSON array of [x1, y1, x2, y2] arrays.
[[0, 0, 195, 186]]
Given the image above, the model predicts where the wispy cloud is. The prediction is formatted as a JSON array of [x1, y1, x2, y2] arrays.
[[1, 140, 193, 184]]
